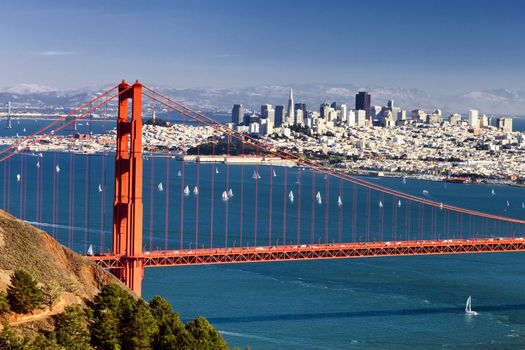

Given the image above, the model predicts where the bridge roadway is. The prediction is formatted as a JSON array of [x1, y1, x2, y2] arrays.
[[90, 236, 525, 269]]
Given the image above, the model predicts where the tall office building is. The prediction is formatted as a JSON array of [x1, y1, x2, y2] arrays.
[[275, 105, 285, 127], [339, 104, 347, 123], [320, 102, 330, 118], [232, 104, 244, 125], [261, 104, 275, 124], [294, 103, 306, 126], [330, 101, 337, 110], [355, 91, 371, 118], [468, 109, 479, 128], [286, 88, 294, 125]]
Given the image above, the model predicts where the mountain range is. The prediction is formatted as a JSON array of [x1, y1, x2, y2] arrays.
[[0, 83, 524, 116]]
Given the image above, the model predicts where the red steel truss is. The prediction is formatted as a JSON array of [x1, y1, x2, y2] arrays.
[[91, 236, 525, 269]]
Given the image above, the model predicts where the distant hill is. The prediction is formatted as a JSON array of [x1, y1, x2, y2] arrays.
[[1, 83, 525, 115]]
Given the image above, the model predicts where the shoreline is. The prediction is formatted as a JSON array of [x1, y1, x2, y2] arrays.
[[10, 148, 523, 188]]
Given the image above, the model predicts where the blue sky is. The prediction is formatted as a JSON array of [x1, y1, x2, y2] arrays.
[[1, 0, 524, 93]]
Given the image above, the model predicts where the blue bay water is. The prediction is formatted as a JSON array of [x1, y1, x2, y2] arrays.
[[1, 119, 525, 348]]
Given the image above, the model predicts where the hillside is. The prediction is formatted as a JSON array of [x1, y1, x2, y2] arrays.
[[0, 210, 121, 328]]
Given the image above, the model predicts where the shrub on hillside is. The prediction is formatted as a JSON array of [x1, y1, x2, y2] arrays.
[[0, 291, 9, 314]]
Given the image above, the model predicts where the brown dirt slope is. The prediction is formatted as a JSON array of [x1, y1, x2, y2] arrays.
[[0, 209, 121, 298]]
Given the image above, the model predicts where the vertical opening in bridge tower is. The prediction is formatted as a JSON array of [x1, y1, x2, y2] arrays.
[[112, 80, 144, 296]]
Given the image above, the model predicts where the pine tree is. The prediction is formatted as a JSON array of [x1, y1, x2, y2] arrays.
[[120, 299, 158, 349], [28, 335, 64, 350], [0, 291, 10, 314], [150, 296, 191, 350], [185, 316, 228, 350], [7, 269, 44, 314], [0, 323, 32, 349], [53, 306, 92, 350], [89, 284, 133, 350]]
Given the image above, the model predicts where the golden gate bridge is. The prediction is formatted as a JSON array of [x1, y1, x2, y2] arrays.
[[1, 80, 524, 296]]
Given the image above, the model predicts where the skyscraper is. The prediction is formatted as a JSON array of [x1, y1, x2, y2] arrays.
[[294, 103, 306, 126], [355, 91, 371, 118], [232, 104, 244, 125], [468, 109, 479, 128], [275, 105, 285, 127], [286, 88, 294, 125]]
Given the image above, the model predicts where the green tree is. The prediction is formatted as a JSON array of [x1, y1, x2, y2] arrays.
[[7, 269, 44, 314], [28, 335, 64, 350], [53, 306, 92, 350], [185, 316, 228, 350], [89, 283, 134, 350], [150, 296, 192, 350], [0, 323, 32, 349], [121, 299, 158, 349], [0, 291, 10, 314]]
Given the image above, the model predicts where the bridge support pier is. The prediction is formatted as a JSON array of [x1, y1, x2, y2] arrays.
[[112, 80, 144, 296]]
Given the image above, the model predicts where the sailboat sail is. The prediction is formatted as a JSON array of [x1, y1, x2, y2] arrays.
[[316, 191, 322, 205], [16, 174, 20, 182], [379, 200, 383, 208], [177, 170, 182, 177], [56, 165, 60, 173], [183, 185, 190, 196], [228, 188, 233, 198], [252, 170, 261, 180], [398, 199, 402, 207], [221, 190, 228, 201], [465, 296, 471, 313], [337, 195, 343, 207], [158, 182, 164, 192], [289, 190, 294, 204], [98, 184, 102, 192], [87, 244, 94, 256], [193, 186, 199, 195], [491, 188, 495, 196], [216, 167, 220, 174], [273, 169, 277, 177]]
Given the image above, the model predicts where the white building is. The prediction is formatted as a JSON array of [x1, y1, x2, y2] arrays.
[[339, 104, 347, 124], [356, 109, 367, 126], [468, 109, 479, 128]]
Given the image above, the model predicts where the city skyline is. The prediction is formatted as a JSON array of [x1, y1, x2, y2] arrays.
[[1, 0, 524, 95]]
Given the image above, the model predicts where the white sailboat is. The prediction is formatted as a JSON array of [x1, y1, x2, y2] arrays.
[[337, 195, 343, 208], [193, 186, 199, 195], [402, 176, 407, 184], [56, 165, 60, 173], [183, 185, 190, 196], [98, 184, 102, 192], [177, 170, 182, 177], [216, 167, 220, 174], [491, 188, 495, 196], [158, 182, 164, 192], [288, 190, 294, 204], [522, 202, 524, 209], [439, 202, 443, 210], [398, 199, 402, 207], [316, 191, 322, 205], [465, 296, 478, 315], [324, 174, 328, 180], [252, 170, 261, 180], [273, 169, 277, 177], [422, 190, 429, 196], [506, 200, 510, 207], [16, 174, 20, 182], [228, 188, 234, 198], [221, 190, 229, 201], [87, 244, 94, 256], [379, 200, 383, 208], [36, 161, 40, 168]]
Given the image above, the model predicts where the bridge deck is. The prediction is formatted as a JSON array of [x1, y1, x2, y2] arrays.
[[90, 237, 525, 269]]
